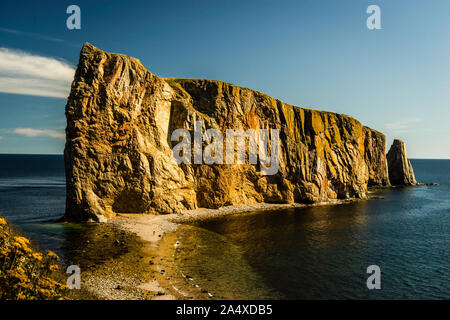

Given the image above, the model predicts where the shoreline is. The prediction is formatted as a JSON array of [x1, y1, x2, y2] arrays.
[[99, 199, 365, 300]]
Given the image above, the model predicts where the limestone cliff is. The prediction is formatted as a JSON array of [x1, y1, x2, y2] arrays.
[[387, 139, 417, 186], [64, 43, 391, 221]]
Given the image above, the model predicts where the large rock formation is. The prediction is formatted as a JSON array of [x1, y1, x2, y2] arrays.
[[387, 139, 417, 186], [64, 43, 392, 222]]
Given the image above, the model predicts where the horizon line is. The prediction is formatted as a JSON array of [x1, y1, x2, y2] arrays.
[[0, 153, 449, 161]]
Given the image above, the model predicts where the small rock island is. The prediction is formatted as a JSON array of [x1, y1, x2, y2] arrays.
[[387, 139, 417, 186], [64, 43, 416, 222]]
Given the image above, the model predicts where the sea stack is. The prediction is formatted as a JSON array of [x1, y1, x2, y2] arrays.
[[64, 43, 394, 221], [387, 139, 417, 186]]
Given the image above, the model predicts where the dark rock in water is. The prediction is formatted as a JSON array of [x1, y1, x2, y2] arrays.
[[387, 139, 417, 186], [420, 182, 438, 186]]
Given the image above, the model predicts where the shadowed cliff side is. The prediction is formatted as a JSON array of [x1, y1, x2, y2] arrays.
[[387, 139, 417, 186], [65, 43, 394, 222]]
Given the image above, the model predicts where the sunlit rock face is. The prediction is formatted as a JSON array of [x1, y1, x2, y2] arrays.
[[387, 139, 417, 186], [64, 43, 391, 221]]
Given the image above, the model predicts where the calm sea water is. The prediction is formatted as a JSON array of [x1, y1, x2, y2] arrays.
[[172, 159, 450, 299], [0, 154, 133, 268], [0, 154, 449, 299], [0, 155, 66, 245]]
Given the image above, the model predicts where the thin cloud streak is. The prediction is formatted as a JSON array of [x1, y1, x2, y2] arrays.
[[0, 48, 75, 98], [385, 119, 421, 131], [0, 27, 65, 43], [13, 128, 65, 140]]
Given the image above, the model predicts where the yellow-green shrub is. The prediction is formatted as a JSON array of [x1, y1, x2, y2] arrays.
[[0, 216, 68, 300]]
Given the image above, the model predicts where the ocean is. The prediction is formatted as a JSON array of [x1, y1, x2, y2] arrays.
[[0, 154, 132, 268], [0, 154, 449, 299]]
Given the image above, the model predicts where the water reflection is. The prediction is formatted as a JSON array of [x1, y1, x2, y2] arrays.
[[177, 203, 375, 299], [170, 225, 284, 299], [180, 187, 450, 299], [36, 222, 143, 271]]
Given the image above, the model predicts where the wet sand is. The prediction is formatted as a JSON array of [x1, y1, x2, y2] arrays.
[[72, 223, 167, 300]]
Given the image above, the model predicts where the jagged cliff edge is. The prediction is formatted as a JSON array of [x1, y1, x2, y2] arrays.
[[64, 43, 414, 222]]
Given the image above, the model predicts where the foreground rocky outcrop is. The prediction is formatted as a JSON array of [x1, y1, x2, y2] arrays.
[[64, 43, 409, 222], [387, 139, 417, 186]]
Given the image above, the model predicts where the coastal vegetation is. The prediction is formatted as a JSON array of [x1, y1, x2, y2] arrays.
[[0, 214, 68, 300]]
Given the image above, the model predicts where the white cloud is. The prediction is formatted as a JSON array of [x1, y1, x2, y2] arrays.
[[13, 128, 65, 140], [385, 118, 421, 131], [0, 48, 75, 98]]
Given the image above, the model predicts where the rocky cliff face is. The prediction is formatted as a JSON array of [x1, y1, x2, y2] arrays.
[[64, 43, 392, 221], [387, 139, 417, 186]]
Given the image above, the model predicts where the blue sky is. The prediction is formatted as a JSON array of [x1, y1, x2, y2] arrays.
[[0, 0, 449, 157]]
